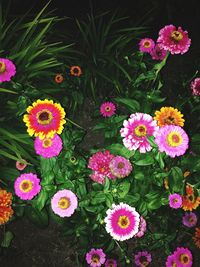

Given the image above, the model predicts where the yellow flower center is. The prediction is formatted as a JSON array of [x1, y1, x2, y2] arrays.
[[58, 197, 70, 209], [180, 254, 190, 264], [42, 138, 52, 148], [117, 215, 130, 229], [143, 41, 151, 48], [19, 180, 33, 193], [167, 132, 182, 147], [92, 254, 100, 263], [171, 31, 183, 41], [172, 263, 177, 267], [117, 162, 125, 169], [0, 61, 6, 73], [36, 109, 53, 125], [164, 116, 175, 125], [134, 124, 147, 137], [105, 106, 111, 112]]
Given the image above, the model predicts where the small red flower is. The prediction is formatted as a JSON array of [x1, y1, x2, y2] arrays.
[[70, 66, 82, 77], [55, 74, 64, 84]]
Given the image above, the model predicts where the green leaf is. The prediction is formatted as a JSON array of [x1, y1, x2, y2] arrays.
[[32, 189, 49, 211], [114, 97, 140, 113], [26, 206, 49, 228], [118, 181, 131, 198], [1, 231, 14, 248], [169, 167, 184, 193], [106, 143, 135, 158], [91, 192, 106, 205], [134, 171, 145, 180], [134, 154, 154, 166]]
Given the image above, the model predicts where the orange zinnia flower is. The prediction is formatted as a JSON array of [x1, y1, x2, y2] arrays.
[[70, 66, 82, 77], [193, 228, 200, 249], [55, 74, 64, 84], [0, 189, 14, 225], [154, 107, 184, 127], [182, 185, 200, 211]]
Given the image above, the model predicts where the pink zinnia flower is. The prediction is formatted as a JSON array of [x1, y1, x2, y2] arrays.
[[100, 102, 116, 117], [191, 78, 200, 96], [16, 160, 27, 171], [155, 125, 189, 158], [134, 251, 152, 267], [174, 247, 193, 267], [86, 248, 106, 267], [169, 193, 182, 209], [88, 150, 115, 182], [120, 113, 158, 153], [105, 259, 117, 267], [105, 203, 140, 241], [157, 24, 191, 54], [182, 212, 198, 228], [0, 58, 16, 82], [135, 216, 147, 238], [150, 43, 167, 60], [14, 173, 41, 200], [51, 189, 78, 218], [166, 254, 177, 267], [90, 171, 105, 184], [34, 134, 63, 158], [139, 38, 155, 53], [109, 156, 132, 178]]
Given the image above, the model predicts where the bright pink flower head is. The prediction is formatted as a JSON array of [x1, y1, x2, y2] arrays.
[[182, 212, 198, 228], [174, 247, 193, 267], [51, 189, 78, 218], [135, 216, 147, 238], [150, 43, 167, 60], [86, 248, 106, 267], [88, 150, 115, 182], [155, 125, 189, 158], [109, 156, 132, 178], [191, 78, 200, 96], [169, 193, 182, 209], [105, 203, 140, 241], [90, 171, 106, 184], [16, 160, 27, 171], [100, 102, 116, 117], [120, 113, 158, 153], [157, 25, 191, 54], [139, 38, 155, 53], [134, 251, 152, 267], [166, 254, 177, 267], [0, 58, 16, 82], [105, 259, 117, 267], [34, 134, 63, 158], [14, 173, 41, 200]]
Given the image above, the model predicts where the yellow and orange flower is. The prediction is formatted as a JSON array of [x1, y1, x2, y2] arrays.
[[154, 107, 184, 127], [23, 99, 66, 139], [55, 74, 64, 84], [182, 185, 200, 211], [70, 66, 82, 77], [0, 189, 13, 225], [193, 228, 200, 249]]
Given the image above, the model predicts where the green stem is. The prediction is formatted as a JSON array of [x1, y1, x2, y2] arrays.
[[66, 118, 85, 130]]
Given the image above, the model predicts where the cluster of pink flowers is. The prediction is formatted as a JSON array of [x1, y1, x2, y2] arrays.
[[166, 247, 193, 267], [86, 248, 117, 267], [190, 78, 200, 96], [139, 24, 191, 60]]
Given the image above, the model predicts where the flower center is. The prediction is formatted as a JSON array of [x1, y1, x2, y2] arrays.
[[92, 254, 100, 263], [173, 198, 178, 203], [167, 132, 182, 147], [189, 217, 194, 223], [0, 61, 6, 73], [164, 116, 175, 124], [171, 31, 183, 41], [180, 254, 190, 264], [36, 110, 53, 125], [58, 197, 70, 209], [118, 215, 130, 229], [105, 106, 111, 112], [42, 138, 52, 148], [188, 194, 195, 202], [134, 124, 147, 137], [117, 162, 125, 169], [107, 260, 115, 267], [19, 180, 33, 193], [140, 256, 148, 266], [70, 156, 76, 163], [172, 262, 177, 267], [144, 41, 151, 48]]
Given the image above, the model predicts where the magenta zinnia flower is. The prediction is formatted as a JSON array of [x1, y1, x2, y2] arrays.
[[51, 189, 78, 218], [174, 247, 193, 267], [182, 212, 198, 228], [135, 216, 147, 238], [155, 125, 189, 158], [100, 102, 116, 117], [169, 193, 182, 209], [16, 160, 27, 171], [134, 251, 152, 267], [0, 58, 16, 82], [105, 203, 140, 241], [150, 43, 167, 60], [105, 259, 117, 267], [139, 38, 155, 53], [34, 134, 63, 158], [191, 78, 200, 96], [166, 254, 177, 267], [109, 156, 132, 178], [88, 150, 115, 183], [157, 25, 191, 54], [120, 113, 158, 153], [14, 173, 41, 200], [86, 248, 106, 267]]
